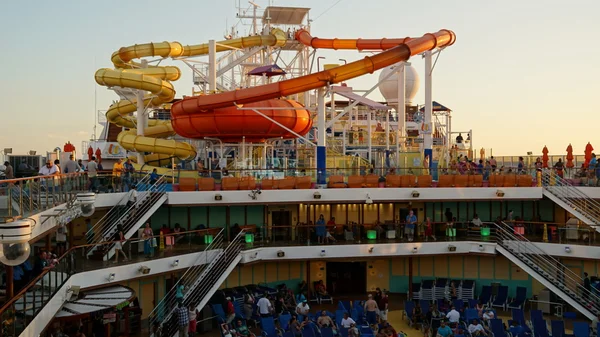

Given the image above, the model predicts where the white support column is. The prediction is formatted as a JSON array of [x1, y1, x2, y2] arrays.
[[424, 51, 433, 166], [397, 62, 406, 140], [367, 109, 372, 164], [385, 111, 390, 151], [135, 60, 148, 165], [208, 40, 217, 92], [317, 88, 326, 185], [263, 142, 268, 171]]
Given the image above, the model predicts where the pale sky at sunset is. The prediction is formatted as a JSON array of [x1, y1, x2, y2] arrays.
[[0, 0, 598, 157]]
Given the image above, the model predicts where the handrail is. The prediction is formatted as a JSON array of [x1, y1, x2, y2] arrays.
[[492, 221, 600, 314], [85, 171, 152, 242], [541, 170, 600, 226], [153, 230, 245, 337], [147, 228, 226, 329], [93, 176, 169, 259], [0, 226, 218, 317]]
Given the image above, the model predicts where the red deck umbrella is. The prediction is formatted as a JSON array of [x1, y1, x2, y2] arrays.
[[542, 146, 549, 168], [63, 142, 75, 153], [585, 142, 594, 167], [87, 146, 93, 161], [566, 144, 574, 168]]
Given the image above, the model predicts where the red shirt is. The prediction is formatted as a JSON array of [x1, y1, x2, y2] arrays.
[[227, 301, 235, 315], [378, 296, 388, 310]]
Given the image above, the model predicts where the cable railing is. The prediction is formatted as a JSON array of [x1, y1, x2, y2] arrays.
[[541, 170, 600, 227], [147, 229, 226, 334], [493, 221, 600, 317], [85, 172, 153, 253], [0, 227, 219, 337], [155, 230, 245, 337], [92, 176, 169, 260], [1, 172, 89, 218]]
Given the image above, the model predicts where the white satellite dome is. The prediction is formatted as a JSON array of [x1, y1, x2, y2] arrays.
[[378, 63, 420, 104]]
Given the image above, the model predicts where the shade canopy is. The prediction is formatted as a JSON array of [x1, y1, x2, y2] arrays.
[[248, 64, 287, 77]]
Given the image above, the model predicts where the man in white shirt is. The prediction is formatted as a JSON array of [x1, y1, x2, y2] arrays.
[[38, 160, 59, 176], [446, 305, 460, 324], [472, 214, 483, 227], [340, 313, 356, 329], [127, 185, 138, 207], [257, 296, 272, 317], [296, 300, 310, 316], [87, 156, 99, 191], [468, 319, 487, 336]]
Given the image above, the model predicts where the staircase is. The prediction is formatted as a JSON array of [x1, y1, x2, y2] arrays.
[[540, 170, 600, 229], [493, 221, 600, 320], [148, 230, 245, 337], [0, 257, 73, 337], [86, 175, 168, 261]]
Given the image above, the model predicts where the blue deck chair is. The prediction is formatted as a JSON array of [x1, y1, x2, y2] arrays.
[[490, 319, 508, 337], [335, 310, 346, 327], [361, 326, 374, 337], [420, 300, 431, 313], [283, 332, 294, 337], [212, 303, 227, 320], [468, 299, 478, 308], [261, 317, 277, 337], [530, 310, 543, 326], [301, 327, 316, 337], [479, 286, 492, 306], [339, 327, 349, 337], [337, 301, 346, 311], [491, 286, 508, 311], [404, 301, 415, 326], [321, 327, 335, 337], [551, 320, 573, 337], [572, 322, 589, 337], [279, 313, 292, 331], [351, 308, 364, 325], [511, 309, 531, 333], [341, 300, 352, 311], [465, 308, 479, 323], [508, 287, 527, 309], [532, 318, 549, 337]]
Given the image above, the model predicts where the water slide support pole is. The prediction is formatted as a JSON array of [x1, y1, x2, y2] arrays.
[[136, 60, 148, 165], [208, 40, 217, 92], [397, 62, 405, 142], [367, 109, 372, 164], [317, 87, 326, 185], [424, 51, 433, 168]]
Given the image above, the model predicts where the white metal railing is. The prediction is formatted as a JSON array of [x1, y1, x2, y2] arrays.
[[541, 170, 600, 227], [493, 221, 600, 316]]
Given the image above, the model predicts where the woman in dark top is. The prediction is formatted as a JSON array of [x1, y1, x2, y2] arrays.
[[289, 317, 302, 337]]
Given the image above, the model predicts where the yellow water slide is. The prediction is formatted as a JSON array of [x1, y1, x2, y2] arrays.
[[95, 29, 287, 166]]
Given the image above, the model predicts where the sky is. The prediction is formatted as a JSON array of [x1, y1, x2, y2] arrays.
[[0, 0, 599, 157]]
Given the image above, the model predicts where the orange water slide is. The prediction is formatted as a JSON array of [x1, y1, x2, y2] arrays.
[[170, 29, 455, 140]]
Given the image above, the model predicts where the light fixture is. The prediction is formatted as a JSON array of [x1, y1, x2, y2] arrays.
[[139, 266, 151, 274], [411, 190, 420, 198], [248, 189, 262, 200], [478, 244, 485, 252], [368, 247, 374, 253], [172, 259, 179, 267], [365, 193, 373, 204], [496, 190, 505, 197], [564, 246, 571, 253], [214, 194, 223, 201], [0, 218, 34, 266], [448, 245, 457, 252], [245, 233, 254, 243], [412, 247, 418, 254], [320, 249, 326, 257], [277, 250, 285, 257], [313, 191, 322, 200], [3, 148, 12, 154], [107, 273, 115, 281]]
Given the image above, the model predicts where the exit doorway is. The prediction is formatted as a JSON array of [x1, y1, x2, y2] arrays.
[[271, 210, 291, 241], [326, 262, 367, 295]]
